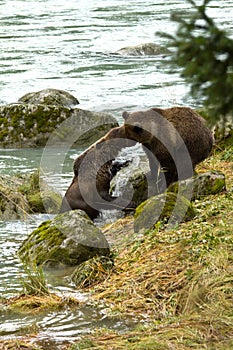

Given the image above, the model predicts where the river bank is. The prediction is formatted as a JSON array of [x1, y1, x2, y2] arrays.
[[0, 144, 232, 350]]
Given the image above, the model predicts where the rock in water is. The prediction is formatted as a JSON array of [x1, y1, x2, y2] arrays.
[[18, 210, 110, 268], [115, 43, 169, 56], [18, 88, 80, 107]]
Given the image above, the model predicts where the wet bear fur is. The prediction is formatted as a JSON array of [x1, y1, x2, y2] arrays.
[[121, 107, 214, 191], [60, 127, 134, 219]]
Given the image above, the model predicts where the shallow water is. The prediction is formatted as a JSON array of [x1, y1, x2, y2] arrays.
[[0, 294, 136, 344], [0, 0, 233, 345]]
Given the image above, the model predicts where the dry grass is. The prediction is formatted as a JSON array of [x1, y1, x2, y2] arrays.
[[0, 340, 40, 350], [70, 146, 233, 349], [2, 293, 80, 314]]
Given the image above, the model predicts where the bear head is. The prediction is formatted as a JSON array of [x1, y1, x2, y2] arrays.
[[121, 109, 160, 145]]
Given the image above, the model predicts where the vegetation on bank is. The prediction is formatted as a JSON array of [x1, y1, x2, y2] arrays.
[[67, 145, 233, 349], [0, 144, 232, 350]]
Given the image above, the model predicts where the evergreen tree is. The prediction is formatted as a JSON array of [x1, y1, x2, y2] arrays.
[[161, 0, 233, 124]]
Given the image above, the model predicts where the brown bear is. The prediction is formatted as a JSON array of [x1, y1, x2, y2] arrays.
[[60, 127, 135, 219], [120, 107, 214, 192]]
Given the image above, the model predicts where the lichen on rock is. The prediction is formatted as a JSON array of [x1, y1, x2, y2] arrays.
[[18, 210, 110, 268]]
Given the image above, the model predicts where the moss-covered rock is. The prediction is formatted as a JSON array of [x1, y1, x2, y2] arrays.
[[134, 192, 195, 233], [18, 210, 110, 268], [0, 89, 118, 148], [19, 169, 62, 214], [168, 171, 226, 200], [0, 170, 62, 219], [27, 190, 61, 214], [0, 103, 70, 147]]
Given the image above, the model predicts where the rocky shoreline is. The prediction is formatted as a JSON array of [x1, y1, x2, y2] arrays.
[[0, 88, 233, 349], [0, 144, 232, 350]]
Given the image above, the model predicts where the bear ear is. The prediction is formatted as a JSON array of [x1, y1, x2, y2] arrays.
[[122, 111, 129, 120]]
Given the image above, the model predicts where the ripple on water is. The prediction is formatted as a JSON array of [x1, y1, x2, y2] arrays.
[[0, 294, 137, 344]]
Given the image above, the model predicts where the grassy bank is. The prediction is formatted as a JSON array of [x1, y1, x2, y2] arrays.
[[0, 146, 232, 350], [69, 145, 233, 349]]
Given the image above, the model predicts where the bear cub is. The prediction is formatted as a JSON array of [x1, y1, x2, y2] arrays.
[[60, 127, 135, 219]]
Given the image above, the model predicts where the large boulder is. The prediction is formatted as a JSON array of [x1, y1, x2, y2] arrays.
[[133, 170, 226, 234], [134, 192, 195, 233], [18, 210, 110, 268], [0, 89, 118, 148]]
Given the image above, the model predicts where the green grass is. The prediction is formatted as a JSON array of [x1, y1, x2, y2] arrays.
[[69, 146, 233, 349]]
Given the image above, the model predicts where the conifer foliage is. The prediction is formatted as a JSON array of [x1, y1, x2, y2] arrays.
[[162, 0, 233, 123]]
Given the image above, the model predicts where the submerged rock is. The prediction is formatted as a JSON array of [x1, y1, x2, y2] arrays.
[[18, 210, 110, 268], [114, 42, 169, 56], [134, 192, 195, 233], [0, 89, 118, 148]]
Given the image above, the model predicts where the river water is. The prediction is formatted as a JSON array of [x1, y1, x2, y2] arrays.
[[0, 0, 233, 346]]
